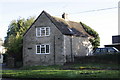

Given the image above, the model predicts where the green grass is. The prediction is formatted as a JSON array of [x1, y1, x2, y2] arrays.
[[1, 63, 120, 79], [19, 65, 61, 70], [19, 63, 120, 70], [1, 70, 120, 78]]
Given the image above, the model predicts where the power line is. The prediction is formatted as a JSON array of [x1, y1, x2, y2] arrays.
[[55, 7, 118, 16], [70, 7, 118, 14]]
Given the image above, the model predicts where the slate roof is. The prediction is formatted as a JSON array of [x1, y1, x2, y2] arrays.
[[24, 10, 91, 37]]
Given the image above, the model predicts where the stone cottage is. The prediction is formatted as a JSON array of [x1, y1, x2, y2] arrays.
[[23, 11, 92, 66]]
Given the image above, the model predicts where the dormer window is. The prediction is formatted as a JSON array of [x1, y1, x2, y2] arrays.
[[36, 27, 50, 37]]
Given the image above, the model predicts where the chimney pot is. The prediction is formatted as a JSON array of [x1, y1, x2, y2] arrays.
[[62, 13, 68, 20]]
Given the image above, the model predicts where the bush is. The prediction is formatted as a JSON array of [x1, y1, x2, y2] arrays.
[[2, 54, 7, 63], [80, 22, 100, 49]]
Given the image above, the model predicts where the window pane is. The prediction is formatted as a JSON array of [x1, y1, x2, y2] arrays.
[[41, 29, 45, 36], [41, 28, 44, 30], [95, 49, 100, 52], [37, 45, 40, 53], [108, 48, 115, 52], [41, 45, 45, 53], [101, 49, 107, 52], [37, 28, 40, 36], [46, 28, 50, 36], [46, 45, 49, 53]]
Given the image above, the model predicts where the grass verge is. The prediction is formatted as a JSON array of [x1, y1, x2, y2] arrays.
[[1, 63, 120, 79], [1, 70, 120, 78]]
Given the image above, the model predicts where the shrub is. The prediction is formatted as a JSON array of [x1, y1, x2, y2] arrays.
[[80, 22, 100, 49]]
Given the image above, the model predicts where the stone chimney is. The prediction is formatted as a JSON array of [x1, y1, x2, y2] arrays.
[[62, 13, 69, 20]]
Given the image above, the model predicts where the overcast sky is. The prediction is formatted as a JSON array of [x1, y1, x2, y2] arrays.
[[0, 0, 119, 47]]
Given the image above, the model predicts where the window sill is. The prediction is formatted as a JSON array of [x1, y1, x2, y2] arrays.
[[36, 53, 50, 54], [36, 35, 50, 38]]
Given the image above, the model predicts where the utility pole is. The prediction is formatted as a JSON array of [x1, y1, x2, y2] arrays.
[[118, 1, 120, 35]]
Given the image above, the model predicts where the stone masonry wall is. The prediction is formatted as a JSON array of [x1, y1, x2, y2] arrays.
[[63, 35, 92, 62]]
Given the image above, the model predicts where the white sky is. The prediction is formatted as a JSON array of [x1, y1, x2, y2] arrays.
[[0, 0, 119, 47]]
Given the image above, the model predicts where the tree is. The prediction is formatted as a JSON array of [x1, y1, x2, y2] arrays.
[[4, 17, 35, 61], [80, 22, 100, 49], [0, 38, 3, 46]]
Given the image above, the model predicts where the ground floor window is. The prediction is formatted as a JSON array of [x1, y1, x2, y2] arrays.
[[36, 44, 50, 54]]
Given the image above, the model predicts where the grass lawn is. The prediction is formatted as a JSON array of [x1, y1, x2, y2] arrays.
[[1, 63, 120, 79], [1, 70, 120, 78]]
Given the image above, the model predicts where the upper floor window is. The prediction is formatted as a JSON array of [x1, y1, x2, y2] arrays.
[[36, 27, 50, 37]]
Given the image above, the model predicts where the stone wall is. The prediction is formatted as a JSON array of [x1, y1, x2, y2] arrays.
[[72, 36, 92, 56], [63, 35, 92, 62]]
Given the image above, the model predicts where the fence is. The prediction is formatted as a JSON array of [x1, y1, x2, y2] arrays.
[[74, 53, 120, 64]]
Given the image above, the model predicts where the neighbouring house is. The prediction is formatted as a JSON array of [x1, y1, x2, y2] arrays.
[[23, 11, 93, 66], [105, 35, 120, 51]]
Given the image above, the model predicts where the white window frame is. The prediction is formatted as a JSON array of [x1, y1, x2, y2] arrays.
[[36, 27, 50, 37], [36, 44, 50, 54]]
